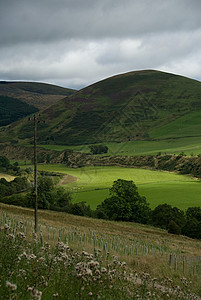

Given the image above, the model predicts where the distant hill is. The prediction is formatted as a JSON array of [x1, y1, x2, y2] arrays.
[[1, 70, 201, 145], [0, 81, 75, 110], [0, 95, 38, 126]]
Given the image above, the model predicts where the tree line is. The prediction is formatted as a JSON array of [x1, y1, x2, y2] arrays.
[[95, 179, 201, 240], [0, 155, 201, 240]]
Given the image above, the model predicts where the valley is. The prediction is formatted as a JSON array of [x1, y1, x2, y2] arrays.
[[1, 70, 201, 298], [18, 163, 200, 210]]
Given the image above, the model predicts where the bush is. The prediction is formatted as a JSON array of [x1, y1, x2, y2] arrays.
[[186, 207, 201, 222], [168, 220, 181, 235], [89, 144, 108, 155], [151, 204, 185, 230], [0, 194, 29, 207], [182, 218, 201, 239], [69, 202, 92, 217]]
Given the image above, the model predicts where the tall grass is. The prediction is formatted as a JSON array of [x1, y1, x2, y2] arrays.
[[0, 204, 201, 299]]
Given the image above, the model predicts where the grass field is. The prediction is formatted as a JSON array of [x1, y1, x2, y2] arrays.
[[27, 164, 201, 210], [149, 110, 201, 140], [36, 136, 201, 157], [0, 173, 15, 181]]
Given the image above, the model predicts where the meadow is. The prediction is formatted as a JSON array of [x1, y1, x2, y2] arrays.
[[27, 164, 201, 210], [1, 203, 201, 299], [149, 110, 201, 140], [0, 172, 15, 181], [37, 135, 201, 157]]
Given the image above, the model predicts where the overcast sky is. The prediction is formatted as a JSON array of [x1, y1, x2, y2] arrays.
[[0, 0, 201, 89]]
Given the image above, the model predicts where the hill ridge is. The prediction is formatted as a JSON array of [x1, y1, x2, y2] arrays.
[[1, 69, 201, 145]]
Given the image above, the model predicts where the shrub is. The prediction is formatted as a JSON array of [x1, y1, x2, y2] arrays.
[[168, 220, 181, 235], [182, 218, 201, 239], [151, 204, 185, 230], [89, 144, 108, 155]]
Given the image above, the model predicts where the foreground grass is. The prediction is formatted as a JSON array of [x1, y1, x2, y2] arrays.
[[0, 203, 201, 299], [21, 164, 201, 210]]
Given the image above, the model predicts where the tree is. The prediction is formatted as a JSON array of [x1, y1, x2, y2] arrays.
[[168, 220, 181, 235], [89, 144, 108, 155], [186, 207, 201, 222], [0, 156, 10, 169], [50, 187, 72, 209], [182, 218, 201, 239], [27, 176, 72, 210], [96, 179, 150, 223], [151, 204, 185, 230]]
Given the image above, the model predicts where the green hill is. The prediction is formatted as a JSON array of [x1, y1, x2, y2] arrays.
[[1, 70, 201, 146], [0, 81, 75, 110], [0, 95, 38, 126]]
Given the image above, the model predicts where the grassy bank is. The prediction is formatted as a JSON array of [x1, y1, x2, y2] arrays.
[[1, 203, 201, 299]]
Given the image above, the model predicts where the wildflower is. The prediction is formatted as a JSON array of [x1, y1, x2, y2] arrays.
[[38, 257, 45, 262], [101, 267, 107, 273], [18, 232, 26, 238], [53, 293, 59, 297], [95, 269, 100, 275], [88, 260, 99, 268], [6, 281, 17, 291], [4, 224, 10, 230], [88, 292, 93, 296], [8, 233, 15, 239], [85, 268, 92, 276], [28, 287, 42, 300]]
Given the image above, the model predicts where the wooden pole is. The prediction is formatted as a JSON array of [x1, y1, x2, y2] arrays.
[[33, 114, 38, 232]]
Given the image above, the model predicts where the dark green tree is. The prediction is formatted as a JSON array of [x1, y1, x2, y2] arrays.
[[50, 187, 72, 209], [0, 156, 10, 169], [168, 220, 181, 235], [89, 144, 108, 155], [151, 204, 185, 230], [186, 207, 201, 222], [182, 218, 201, 239], [96, 179, 150, 223]]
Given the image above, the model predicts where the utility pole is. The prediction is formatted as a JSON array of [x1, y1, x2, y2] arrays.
[[29, 114, 45, 233], [33, 114, 38, 232]]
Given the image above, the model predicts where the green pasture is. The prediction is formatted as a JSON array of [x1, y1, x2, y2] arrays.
[[0, 173, 15, 182], [31, 164, 201, 210], [36, 135, 201, 157], [149, 110, 201, 140]]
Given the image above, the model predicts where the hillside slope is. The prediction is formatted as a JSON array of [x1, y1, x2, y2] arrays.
[[0, 81, 75, 110], [0, 95, 38, 126], [1, 70, 201, 145]]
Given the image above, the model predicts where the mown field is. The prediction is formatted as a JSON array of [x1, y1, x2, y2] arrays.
[[36, 135, 201, 157], [25, 164, 201, 210], [0, 172, 15, 181]]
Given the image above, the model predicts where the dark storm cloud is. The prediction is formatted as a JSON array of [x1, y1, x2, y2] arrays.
[[0, 0, 201, 88], [1, 0, 201, 44]]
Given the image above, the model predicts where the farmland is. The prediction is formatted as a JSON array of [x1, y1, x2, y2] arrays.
[[0, 173, 15, 182], [24, 164, 201, 210], [37, 135, 201, 157]]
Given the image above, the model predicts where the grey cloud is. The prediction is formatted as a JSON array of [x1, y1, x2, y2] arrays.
[[0, 0, 201, 88], [1, 0, 201, 45]]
